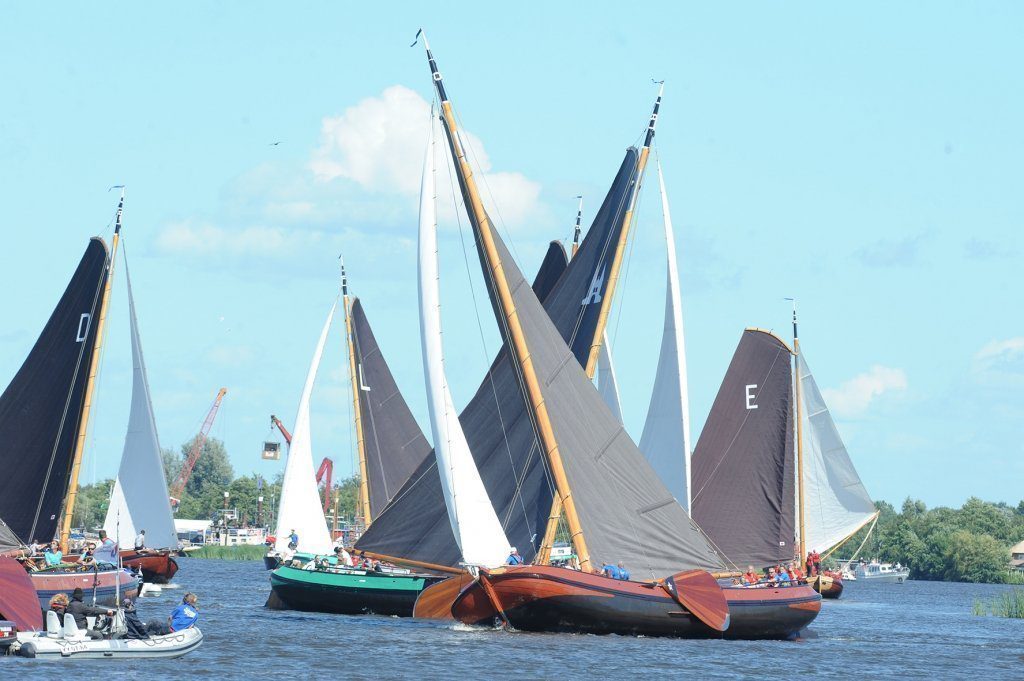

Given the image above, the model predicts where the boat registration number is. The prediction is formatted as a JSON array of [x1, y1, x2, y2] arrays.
[[61, 642, 90, 655]]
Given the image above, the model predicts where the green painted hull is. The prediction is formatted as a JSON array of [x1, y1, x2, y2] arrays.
[[267, 565, 441, 617]]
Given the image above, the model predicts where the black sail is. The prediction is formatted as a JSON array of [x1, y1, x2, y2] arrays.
[[358, 149, 654, 566], [691, 329, 796, 568], [350, 298, 433, 520], [0, 238, 109, 545], [531, 241, 568, 302]]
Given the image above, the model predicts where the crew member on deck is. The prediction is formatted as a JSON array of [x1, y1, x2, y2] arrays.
[[78, 543, 97, 566], [43, 541, 63, 566], [288, 529, 299, 548], [506, 547, 523, 565], [743, 565, 760, 584], [169, 593, 200, 632], [602, 563, 629, 580], [95, 530, 119, 564], [134, 529, 146, 551]]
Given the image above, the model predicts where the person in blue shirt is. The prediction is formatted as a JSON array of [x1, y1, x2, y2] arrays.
[[506, 547, 524, 565], [169, 593, 200, 632], [773, 565, 791, 586], [43, 541, 63, 566], [615, 562, 630, 581], [288, 529, 299, 548], [601, 563, 622, 580]]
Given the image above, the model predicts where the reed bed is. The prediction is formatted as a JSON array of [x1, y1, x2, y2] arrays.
[[973, 589, 1024, 618], [189, 545, 265, 561]]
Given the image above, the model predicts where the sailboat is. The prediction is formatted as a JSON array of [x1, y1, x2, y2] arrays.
[[266, 268, 439, 615], [0, 193, 138, 607], [101, 261, 180, 584], [691, 310, 879, 599], [402, 35, 819, 639]]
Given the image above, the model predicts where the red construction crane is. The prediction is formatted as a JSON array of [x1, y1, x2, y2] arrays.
[[269, 414, 333, 514], [169, 387, 228, 508], [270, 414, 292, 444]]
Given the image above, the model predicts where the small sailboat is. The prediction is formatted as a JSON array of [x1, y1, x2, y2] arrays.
[[691, 309, 879, 599], [408, 35, 819, 639], [0, 193, 138, 607], [102, 261, 179, 584], [267, 268, 437, 615]]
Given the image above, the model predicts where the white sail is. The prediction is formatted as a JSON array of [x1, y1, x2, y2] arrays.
[[103, 265, 177, 549], [595, 333, 624, 424], [639, 159, 693, 511], [273, 304, 335, 555], [419, 115, 511, 567], [798, 351, 877, 553]]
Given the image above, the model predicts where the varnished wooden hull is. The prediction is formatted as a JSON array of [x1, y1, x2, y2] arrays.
[[449, 565, 820, 640], [29, 567, 139, 609], [119, 550, 179, 584], [811, 571, 844, 599]]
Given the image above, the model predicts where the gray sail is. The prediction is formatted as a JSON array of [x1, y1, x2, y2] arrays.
[[102, 264, 177, 549], [350, 298, 433, 520], [691, 329, 795, 568], [357, 150, 643, 566], [486, 222, 724, 578]]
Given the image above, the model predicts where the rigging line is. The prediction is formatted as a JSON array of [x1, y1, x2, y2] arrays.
[[608, 151, 651, 352], [690, 347, 787, 505], [441, 109, 538, 538], [30, 243, 108, 541], [450, 106, 523, 266]]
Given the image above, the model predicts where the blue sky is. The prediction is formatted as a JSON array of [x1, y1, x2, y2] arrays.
[[1, 2, 1020, 508]]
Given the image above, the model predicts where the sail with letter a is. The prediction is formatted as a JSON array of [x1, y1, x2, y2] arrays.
[[103, 262, 176, 549]]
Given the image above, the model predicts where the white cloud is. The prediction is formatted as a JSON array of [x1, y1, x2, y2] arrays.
[[822, 365, 907, 417], [975, 337, 1024, 362], [972, 337, 1024, 386], [155, 220, 321, 257]]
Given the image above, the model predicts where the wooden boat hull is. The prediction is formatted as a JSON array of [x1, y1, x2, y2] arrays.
[[29, 567, 139, 609], [811, 571, 844, 599], [119, 550, 178, 584], [448, 565, 820, 639], [267, 565, 442, 617]]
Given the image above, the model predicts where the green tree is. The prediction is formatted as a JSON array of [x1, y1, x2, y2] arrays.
[[958, 497, 1015, 544], [162, 447, 182, 484], [944, 530, 1009, 583], [181, 436, 233, 496], [70, 479, 114, 535]]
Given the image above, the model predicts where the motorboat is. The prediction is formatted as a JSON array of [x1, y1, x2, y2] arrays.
[[853, 560, 909, 583]]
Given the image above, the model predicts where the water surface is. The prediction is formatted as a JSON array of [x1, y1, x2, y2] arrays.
[[6, 559, 1022, 678]]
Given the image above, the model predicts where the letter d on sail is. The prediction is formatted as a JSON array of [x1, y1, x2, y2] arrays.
[[745, 384, 758, 410], [582, 265, 606, 306]]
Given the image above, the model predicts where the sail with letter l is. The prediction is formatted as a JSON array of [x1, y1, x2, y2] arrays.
[[639, 158, 693, 511], [797, 351, 877, 554], [418, 114, 511, 567], [0, 238, 110, 546], [102, 261, 176, 549], [273, 304, 335, 554]]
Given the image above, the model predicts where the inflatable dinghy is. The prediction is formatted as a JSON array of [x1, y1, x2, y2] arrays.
[[12, 611, 202, 659]]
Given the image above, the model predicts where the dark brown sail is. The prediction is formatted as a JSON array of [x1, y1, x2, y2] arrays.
[[691, 329, 796, 568], [0, 238, 109, 545], [350, 298, 433, 520]]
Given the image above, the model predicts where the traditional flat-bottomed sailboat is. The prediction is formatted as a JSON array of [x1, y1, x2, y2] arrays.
[[691, 309, 878, 599], [0, 193, 139, 607], [407, 34, 820, 638]]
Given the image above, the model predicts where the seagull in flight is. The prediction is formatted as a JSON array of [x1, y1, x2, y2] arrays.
[[269, 141, 282, 146]]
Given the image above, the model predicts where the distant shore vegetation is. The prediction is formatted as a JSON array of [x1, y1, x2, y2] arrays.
[[75, 439, 1023, 584], [839, 497, 1024, 584]]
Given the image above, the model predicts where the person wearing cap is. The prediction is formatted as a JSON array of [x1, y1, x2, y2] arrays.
[[169, 593, 200, 632], [68, 587, 113, 639], [506, 547, 524, 565]]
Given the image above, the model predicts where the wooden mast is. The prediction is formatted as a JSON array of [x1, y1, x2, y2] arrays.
[[537, 87, 664, 565], [342, 258, 372, 527], [59, 188, 124, 550], [582, 83, 663, 378], [789, 299, 807, 563], [570, 195, 583, 258], [420, 33, 594, 571]]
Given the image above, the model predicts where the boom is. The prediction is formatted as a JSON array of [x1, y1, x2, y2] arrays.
[[270, 414, 292, 445], [169, 388, 228, 507]]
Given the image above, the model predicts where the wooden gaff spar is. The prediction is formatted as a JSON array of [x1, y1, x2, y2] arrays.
[[411, 33, 820, 638]]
